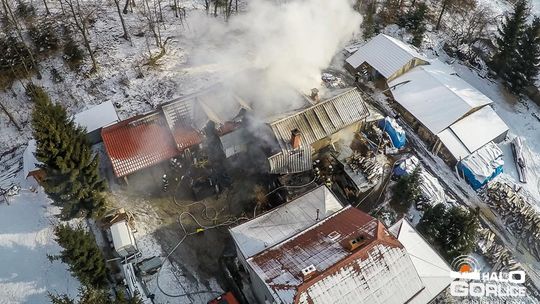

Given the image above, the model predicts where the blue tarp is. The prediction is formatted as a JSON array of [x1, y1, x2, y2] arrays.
[[459, 162, 503, 190], [379, 117, 406, 149], [458, 142, 505, 190]]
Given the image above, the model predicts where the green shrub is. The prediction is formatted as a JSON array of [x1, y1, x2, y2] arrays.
[[29, 19, 60, 54], [63, 37, 84, 69]]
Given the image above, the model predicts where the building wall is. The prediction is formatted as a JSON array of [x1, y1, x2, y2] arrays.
[[310, 122, 362, 152], [87, 129, 103, 145], [387, 58, 429, 82], [246, 263, 276, 304]]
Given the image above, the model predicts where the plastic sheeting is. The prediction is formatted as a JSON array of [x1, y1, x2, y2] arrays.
[[459, 142, 504, 190], [380, 116, 406, 148]]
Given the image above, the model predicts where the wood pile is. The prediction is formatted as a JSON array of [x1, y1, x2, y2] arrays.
[[345, 152, 383, 184], [477, 228, 522, 272], [482, 181, 540, 260]]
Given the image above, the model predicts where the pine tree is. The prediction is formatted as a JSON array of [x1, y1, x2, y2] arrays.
[[393, 166, 422, 207], [50, 287, 142, 304], [418, 205, 479, 259], [515, 17, 540, 93], [51, 224, 108, 288], [29, 85, 107, 218], [409, 3, 429, 47], [362, 3, 376, 40], [492, 0, 529, 75]]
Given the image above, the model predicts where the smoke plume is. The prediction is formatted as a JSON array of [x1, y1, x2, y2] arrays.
[[185, 0, 362, 115]]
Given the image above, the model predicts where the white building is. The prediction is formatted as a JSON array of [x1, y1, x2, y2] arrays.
[[230, 186, 453, 304]]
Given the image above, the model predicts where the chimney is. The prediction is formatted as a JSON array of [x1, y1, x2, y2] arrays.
[[291, 129, 301, 149], [301, 264, 317, 281], [310, 88, 319, 102], [347, 235, 366, 252]]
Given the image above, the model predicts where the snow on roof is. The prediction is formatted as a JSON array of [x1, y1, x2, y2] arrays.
[[449, 106, 508, 153], [461, 142, 504, 181], [437, 128, 471, 161], [101, 112, 180, 177], [23, 140, 41, 178], [345, 34, 428, 79], [73, 101, 119, 133], [248, 206, 425, 304], [389, 60, 493, 134], [438, 106, 508, 161], [110, 221, 134, 252], [268, 146, 314, 174], [390, 220, 454, 304], [230, 186, 343, 259]]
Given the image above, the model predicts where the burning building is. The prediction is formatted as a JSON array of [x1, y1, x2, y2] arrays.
[[229, 186, 453, 304], [264, 88, 372, 174]]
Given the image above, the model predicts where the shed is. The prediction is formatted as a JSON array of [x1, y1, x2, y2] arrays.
[[388, 60, 493, 135], [459, 142, 504, 190], [345, 34, 429, 81], [110, 220, 138, 257], [436, 106, 508, 162], [73, 101, 119, 145]]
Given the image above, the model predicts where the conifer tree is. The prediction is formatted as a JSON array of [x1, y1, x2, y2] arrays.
[[50, 224, 108, 288], [410, 3, 428, 47], [516, 17, 540, 92], [50, 286, 142, 304], [418, 205, 479, 259], [29, 85, 107, 218], [394, 166, 422, 207], [362, 3, 376, 40], [492, 0, 529, 75]]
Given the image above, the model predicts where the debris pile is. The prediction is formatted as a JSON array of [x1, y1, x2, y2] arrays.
[[321, 73, 346, 88], [482, 182, 540, 260], [345, 152, 384, 185]]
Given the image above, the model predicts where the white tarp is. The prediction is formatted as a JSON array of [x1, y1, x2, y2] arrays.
[[461, 142, 504, 181], [345, 34, 428, 79], [110, 221, 135, 256], [73, 100, 119, 133], [389, 60, 493, 134]]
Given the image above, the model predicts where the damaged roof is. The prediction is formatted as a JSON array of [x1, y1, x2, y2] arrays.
[[230, 186, 344, 259], [101, 112, 180, 177], [269, 88, 370, 152], [267, 88, 369, 174], [247, 206, 425, 304]]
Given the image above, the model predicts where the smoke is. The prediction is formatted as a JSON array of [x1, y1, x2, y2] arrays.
[[184, 0, 362, 115]]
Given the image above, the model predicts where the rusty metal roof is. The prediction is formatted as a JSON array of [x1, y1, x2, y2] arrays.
[[101, 112, 181, 177], [247, 206, 425, 303]]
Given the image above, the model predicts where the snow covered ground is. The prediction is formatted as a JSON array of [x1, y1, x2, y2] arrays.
[[0, 178, 79, 304]]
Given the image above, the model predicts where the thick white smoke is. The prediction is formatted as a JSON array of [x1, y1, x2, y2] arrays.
[[185, 0, 362, 114]]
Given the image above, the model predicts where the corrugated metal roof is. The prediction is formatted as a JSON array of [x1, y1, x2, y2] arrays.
[[345, 34, 428, 79], [247, 206, 425, 304], [230, 186, 344, 259], [220, 128, 247, 158], [101, 113, 180, 177], [73, 100, 119, 133], [390, 220, 454, 304], [389, 60, 494, 134], [270, 88, 369, 152], [268, 147, 313, 174]]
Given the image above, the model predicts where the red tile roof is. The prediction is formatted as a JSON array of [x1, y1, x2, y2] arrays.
[[101, 113, 180, 177], [248, 206, 412, 303]]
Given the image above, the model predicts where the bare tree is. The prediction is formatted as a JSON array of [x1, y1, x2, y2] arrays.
[[435, 0, 476, 30], [63, 0, 98, 72], [113, 0, 130, 41], [42, 0, 50, 14], [1, 0, 40, 77]]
